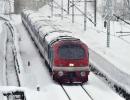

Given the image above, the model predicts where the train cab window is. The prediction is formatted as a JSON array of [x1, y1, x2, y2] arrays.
[[58, 44, 85, 59]]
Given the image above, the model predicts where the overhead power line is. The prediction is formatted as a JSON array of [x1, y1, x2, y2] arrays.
[[113, 14, 130, 25]]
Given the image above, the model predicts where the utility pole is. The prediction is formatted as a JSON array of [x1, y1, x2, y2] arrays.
[[61, 0, 63, 19], [68, 0, 70, 14], [84, 0, 87, 31], [104, 0, 113, 47], [72, 0, 74, 23]]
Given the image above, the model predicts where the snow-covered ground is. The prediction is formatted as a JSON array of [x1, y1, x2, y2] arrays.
[[38, 1, 130, 94], [5, 21, 19, 86], [4, 14, 123, 100], [39, 0, 130, 96], [0, 0, 130, 100], [0, 22, 7, 100], [39, 1, 130, 75], [0, 22, 7, 86]]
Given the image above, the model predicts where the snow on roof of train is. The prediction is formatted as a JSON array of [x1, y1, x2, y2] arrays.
[[30, 17, 51, 26], [45, 31, 75, 44], [23, 10, 78, 44]]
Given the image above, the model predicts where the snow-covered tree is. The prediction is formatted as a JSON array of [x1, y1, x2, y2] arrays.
[[97, 0, 130, 20]]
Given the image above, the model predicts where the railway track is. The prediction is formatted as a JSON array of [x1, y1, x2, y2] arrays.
[[0, 0, 21, 99], [10, 15, 124, 100], [21, 13, 125, 100], [0, 0, 19, 85], [60, 84, 94, 100], [20, 17, 95, 100], [4, 0, 20, 87], [0, 0, 127, 100], [5, 22, 20, 86], [0, 16, 22, 99], [22, 13, 94, 100], [46, 2, 130, 99]]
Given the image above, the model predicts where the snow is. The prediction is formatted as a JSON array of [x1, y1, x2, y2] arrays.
[[0, 22, 8, 100], [39, 1, 130, 94], [11, 14, 125, 99], [83, 73, 124, 100], [5, 21, 19, 86], [0, 0, 130, 100], [0, 23, 7, 86]]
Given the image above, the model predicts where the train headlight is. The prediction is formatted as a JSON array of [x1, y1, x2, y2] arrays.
[[80, 72, 86, 77], [69, 63, 74, 67], [58, 71, 64, 77]]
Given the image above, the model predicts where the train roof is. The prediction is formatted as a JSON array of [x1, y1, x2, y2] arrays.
[[22, 10, 80, 44], [39, 29, 79, 44], [34, 20, 53, 31]]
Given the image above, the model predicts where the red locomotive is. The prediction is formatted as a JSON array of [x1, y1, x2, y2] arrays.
[[21, 10, 89, 84]]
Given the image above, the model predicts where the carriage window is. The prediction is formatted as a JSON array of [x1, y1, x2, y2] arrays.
[[58, 44, 85, 59]]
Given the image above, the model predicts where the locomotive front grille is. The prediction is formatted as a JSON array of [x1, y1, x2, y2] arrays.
[[67, 72, 76, 79]]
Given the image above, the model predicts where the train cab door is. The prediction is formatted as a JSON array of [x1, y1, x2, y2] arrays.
[[48, 45, 53, 70]]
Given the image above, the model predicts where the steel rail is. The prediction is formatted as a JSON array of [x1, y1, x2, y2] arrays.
[[5, 22, 21, 87], [60, 84, 94, 100], [80, 85, 94, 100], [60, 85, 72, 100]]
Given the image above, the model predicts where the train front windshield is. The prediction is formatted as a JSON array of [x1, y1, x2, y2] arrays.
[[58, 44, 85, 59]]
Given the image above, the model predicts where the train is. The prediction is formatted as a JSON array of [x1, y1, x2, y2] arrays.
[[21, 10, 90, 84]]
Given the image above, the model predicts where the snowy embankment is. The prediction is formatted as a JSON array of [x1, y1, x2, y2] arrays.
[[0, 22, 7, 86], [1, 18, 29, 86], [0, 22, 7, 100], [38, 1, 130, 98], [0, 19, 24, 99]]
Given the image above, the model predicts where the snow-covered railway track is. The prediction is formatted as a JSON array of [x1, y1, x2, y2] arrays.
[[60, 85, 94, 100], [60, 85, 71, 100], [10, 15, 125, 100], [0, 22, 8, 86], [0, 15, 20, 87], [5, 22, 20, 86], [80, 85, 94, 100]]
